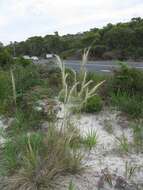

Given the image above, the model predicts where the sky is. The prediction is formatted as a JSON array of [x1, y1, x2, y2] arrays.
[[0, 0, 143, 44]]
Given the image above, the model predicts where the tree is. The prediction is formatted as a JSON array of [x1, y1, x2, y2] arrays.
[[5, 17, 143, 60], [0, 42, 3, 49]]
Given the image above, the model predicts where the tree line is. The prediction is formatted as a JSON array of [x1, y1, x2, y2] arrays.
[[1, 17, 143, 60]]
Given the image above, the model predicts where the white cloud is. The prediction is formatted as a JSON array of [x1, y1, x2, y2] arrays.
[[0, 0, 143, 44]]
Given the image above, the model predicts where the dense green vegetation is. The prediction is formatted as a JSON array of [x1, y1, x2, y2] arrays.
[[0, 48, 143, 189], [1, 17, 143, 60], [0, 50, 143, 118], [107, 63, 143, 118]]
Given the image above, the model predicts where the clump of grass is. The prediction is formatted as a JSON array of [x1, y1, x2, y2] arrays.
[[116, 134, 130, 153], [55, 48, 105, 115], [1, 124, 84, 189], [68, 180, 77, 190], [125, 161, 138, 180], [82, 130, 98, 150]]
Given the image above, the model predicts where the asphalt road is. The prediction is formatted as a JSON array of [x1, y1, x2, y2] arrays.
[[35, 59, 143, 73]]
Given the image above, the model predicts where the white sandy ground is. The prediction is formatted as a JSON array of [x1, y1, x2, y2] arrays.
[[52, 109, 143, 190], [0, 110, 143, 190], [0, 117, 7, 145]]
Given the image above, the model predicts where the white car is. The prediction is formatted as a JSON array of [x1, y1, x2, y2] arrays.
[[23, 55, 31, 60], [31, 56, 39, 61], [46, 54, 54, 59]]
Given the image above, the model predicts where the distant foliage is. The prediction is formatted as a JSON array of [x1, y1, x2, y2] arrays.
[[0, 49, 13, 68], [15, 57, 31, 67], [6, 17, 143, 60]]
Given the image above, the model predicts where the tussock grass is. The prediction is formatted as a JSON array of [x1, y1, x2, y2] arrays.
[[83, 130, 98, 150], [55, 48, 105, 114], [116, 134, 130, 153], [1, 123, 84, 189], [68, 180, 77, 190]]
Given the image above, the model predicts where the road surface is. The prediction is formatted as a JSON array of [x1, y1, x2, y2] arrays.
[[35, 59, 143, 73]]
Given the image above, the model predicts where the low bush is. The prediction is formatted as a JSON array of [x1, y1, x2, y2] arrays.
[[84, 95, 103, 113], [14, 64, 41, 95], [111, 92, 143, 118], [109, 63, 143, 96], [106, 64, 143, 118]]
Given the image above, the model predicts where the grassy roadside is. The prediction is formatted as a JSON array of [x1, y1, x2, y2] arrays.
[[0, 51, 102, 189]]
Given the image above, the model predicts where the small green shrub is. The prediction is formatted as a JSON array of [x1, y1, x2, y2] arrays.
[[84, 95, 103, 113], [109, 63, 143, 96], [14, 64, 41, 95], [106, 64, 143, 118], [111, 92, 143, 118], [122, 98, 143, 118]]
